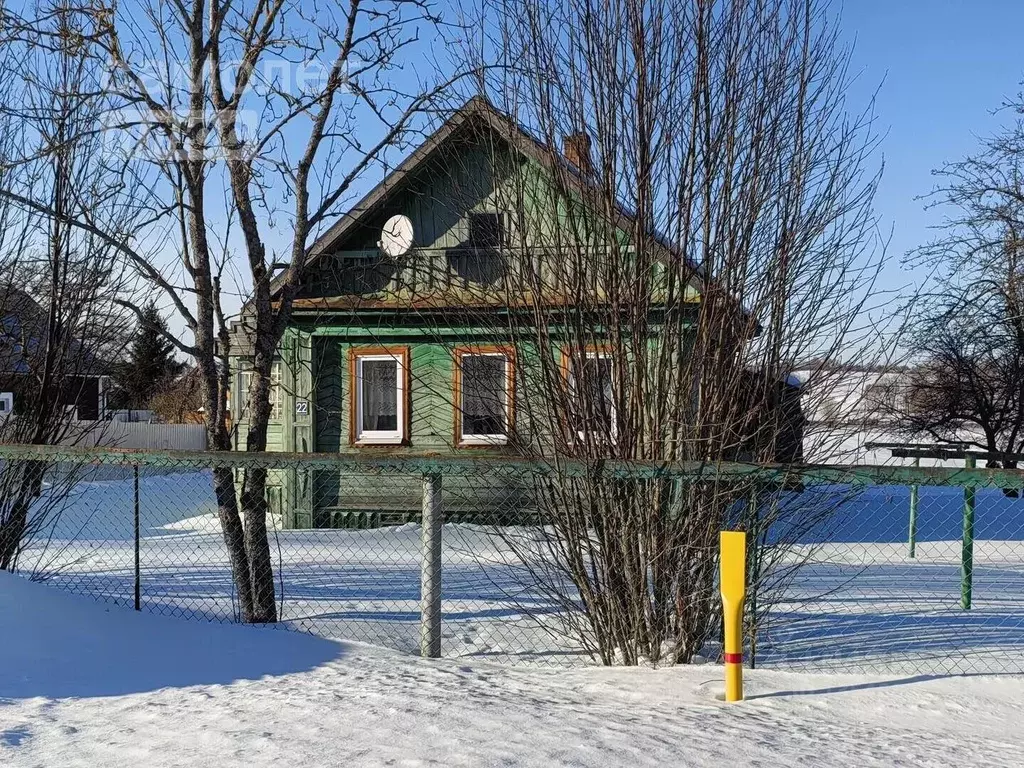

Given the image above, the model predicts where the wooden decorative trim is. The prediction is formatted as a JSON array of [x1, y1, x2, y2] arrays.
[[452, 345, 516, 449], [347, 345, 411, 447]]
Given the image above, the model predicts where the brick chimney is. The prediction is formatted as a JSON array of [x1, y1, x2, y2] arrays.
[[562, 132, 592, 175]]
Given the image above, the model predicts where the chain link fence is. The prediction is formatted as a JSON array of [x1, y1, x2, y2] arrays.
[[760, 464, 1024, 674], [2, 444, 1024, 673]]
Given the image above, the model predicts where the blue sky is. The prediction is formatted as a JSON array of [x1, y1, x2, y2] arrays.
[[404, 1, 1024, 294], [143, 0, 1024, 334], [838, 1, 1024, 283]]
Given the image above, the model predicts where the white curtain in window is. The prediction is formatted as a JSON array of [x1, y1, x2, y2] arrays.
[[361, 359, 398, 431]]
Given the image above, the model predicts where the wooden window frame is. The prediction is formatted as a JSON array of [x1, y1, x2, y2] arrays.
[[561, 345, 617, 443], [453, 345, 515, 448], [237, 362, 283, 422], [348, 346, 411, 446]]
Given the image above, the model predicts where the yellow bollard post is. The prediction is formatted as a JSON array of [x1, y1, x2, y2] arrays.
[[720, 530, 747, 702]]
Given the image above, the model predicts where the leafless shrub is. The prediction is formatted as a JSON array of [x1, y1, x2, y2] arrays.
[[435, 0, 893, 663]]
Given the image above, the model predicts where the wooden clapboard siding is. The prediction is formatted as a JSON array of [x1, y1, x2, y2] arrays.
[[297, 334, 538, 523], [309, 338, 458, 454], [313, 336, 344, 451], [290, 135, 677, 312], [409, 343, 456, 448], [334, 141, 501, 251]]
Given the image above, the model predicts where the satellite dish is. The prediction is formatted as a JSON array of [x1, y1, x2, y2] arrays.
[[378, 214, 414, 257]]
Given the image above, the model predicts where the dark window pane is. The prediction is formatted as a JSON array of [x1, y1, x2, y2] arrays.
[[461, 355, 507, 437], [576, 356, 613, 433], [59, 376, 100, 421], [361, 359, 398, 432], [469, 213, 504, 248]]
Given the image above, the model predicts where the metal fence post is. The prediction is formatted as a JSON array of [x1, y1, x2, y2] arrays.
[[961, 456, 976, 610], [420, 473, 442, 658], [908, 456, 920, 559], [133, 463, 141, 611]]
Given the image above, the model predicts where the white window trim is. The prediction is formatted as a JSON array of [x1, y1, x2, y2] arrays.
[[459, 351, 510, 446], [354, 352, 406, 444], [569, 350, 617, 443], [238, 363, 283, 421]]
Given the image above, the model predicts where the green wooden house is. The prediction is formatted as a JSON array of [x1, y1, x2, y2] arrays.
[[228, 97, 703, 528]]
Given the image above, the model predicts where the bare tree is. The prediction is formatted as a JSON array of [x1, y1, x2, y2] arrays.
[[440, 0, 889, 663], [148, 365, 204, 424], [898, 289, 1024, 463], [0, 19, 135, 569], [897, 86, 1024, 465], [0, 0, 463, 620]]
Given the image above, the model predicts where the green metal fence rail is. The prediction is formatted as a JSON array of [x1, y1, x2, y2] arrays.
[[2, 443, 1024, 673], [8, 441, 1024, 484]]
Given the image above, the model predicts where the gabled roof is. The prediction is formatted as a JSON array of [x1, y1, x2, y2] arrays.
[[0, 285, 109, 376], [0, 286, 46, 374], [280, 96, 707, 298]]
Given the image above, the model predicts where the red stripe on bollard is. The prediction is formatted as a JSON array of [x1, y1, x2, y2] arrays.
[[723, 652, 743, 664]]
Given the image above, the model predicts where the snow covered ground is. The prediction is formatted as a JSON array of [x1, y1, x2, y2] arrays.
[[16, 468, 1024, 673], [764, 485, 1024, 673], [2, 572, 1023, 767], [22, 469, 578, 663]]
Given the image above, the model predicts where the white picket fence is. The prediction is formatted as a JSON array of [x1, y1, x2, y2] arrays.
[[72, 421, 207, 451]]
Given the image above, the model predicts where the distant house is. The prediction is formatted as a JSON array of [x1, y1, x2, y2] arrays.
[[792, 361, 916, 464], [227, 98, 714, 527], [793, 362, 907, 428], [0, 286, 109, 423]]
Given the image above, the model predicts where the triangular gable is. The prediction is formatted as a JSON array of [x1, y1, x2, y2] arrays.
[[281, 96, 707, 297]]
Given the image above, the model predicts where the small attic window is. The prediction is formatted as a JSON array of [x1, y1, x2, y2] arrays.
[[469, 213, 505, 249]]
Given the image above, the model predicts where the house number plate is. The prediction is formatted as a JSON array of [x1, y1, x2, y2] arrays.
[[295, 400, 309, 415]]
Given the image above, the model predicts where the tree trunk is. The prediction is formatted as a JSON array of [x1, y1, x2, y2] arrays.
[[0, 461, 44, 570], [212, 464, 255, 621], [241, 466, 277, 622], [239, 350, 278, 623], [198, 347, 263, 623]]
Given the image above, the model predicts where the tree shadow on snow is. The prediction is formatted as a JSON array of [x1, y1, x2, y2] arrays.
[[746, 671, 1019, 700], [784, 485, 1024, 545], [746, 674, 938, 699], [0, 574, 345, 700], [758, 606, 1024, 672]]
